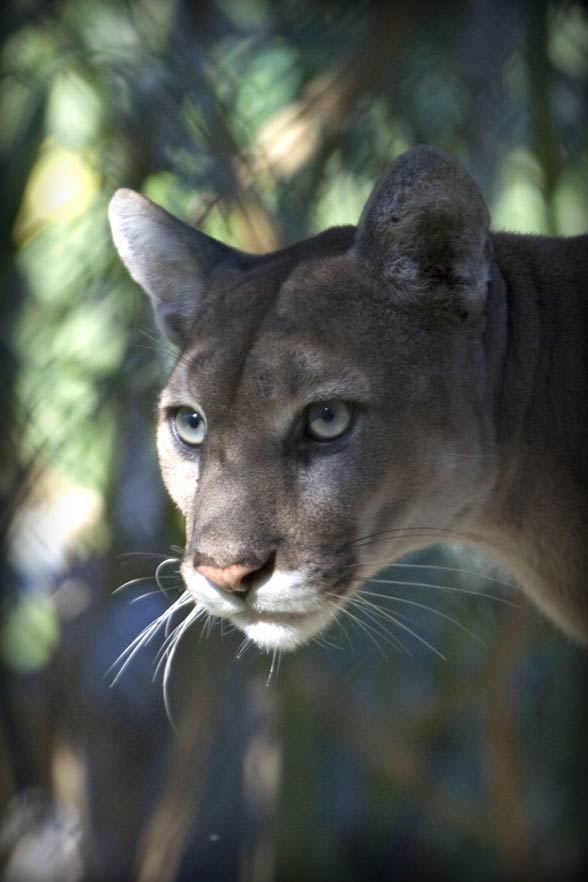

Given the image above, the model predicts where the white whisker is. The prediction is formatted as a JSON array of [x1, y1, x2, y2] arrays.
[[154, 557, 181, 595], [332, 614, 353, 650], [154, 614, 196, 674], [330, 600, 401, 658], [129, 589, 168, 604], [107, 591, 193, 685], [235, 637, 253, 660], [351, 532, 456, 551], [113, 576, 154, 595], [346, 596, 446, 660], [341, 598, 411, 655], [266, 648, 282, 686], [311, 634, 336, 650], [117, 551, 174, 561], [349, 561, 515, 592], [200, 612, 216, 643], [311, 626, 346, 651], [356, 590, 486, 647], [161, 605, 204, 730], [113, 557, 181, 599], [348, 526, 457, 548], [353, 576, 516, 604]]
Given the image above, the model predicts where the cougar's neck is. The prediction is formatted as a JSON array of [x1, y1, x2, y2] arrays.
[[466, 233, 588, 643], [490, 233, 588, 479]]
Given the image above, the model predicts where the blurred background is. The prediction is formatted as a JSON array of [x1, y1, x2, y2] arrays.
[[1, 0, 587, 880]]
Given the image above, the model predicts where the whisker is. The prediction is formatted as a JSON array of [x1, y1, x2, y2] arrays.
[[350, 534, 460, 553], [314, 615, 351, 651], [113, 576, 155, 595], [129, 589, 173, 605], [348, 561, 515, 591], [235, 637, 254, 660], [113, 556, 181, 598], [350, 576, 516, 605], [109, 618, 168, 682], [355, 591, 486, 647], [155, 556, 181, 574], [311, 631, 344, 651], [327, 601, 384, 654], [164, 597, 188, 637], [200, 612, 216, 643], [136, 327, 178, 362], [107, 591, 193, 684], [340, 594, 412, 656], [154, 559, 181, 598], [346, 596, 446, 660], [161, 605, 204, 729], [346, 600, 412, 655], [347, 526, 458, 548], [266, 648, 282, 686], [154, 612, 197, 672], [332, 615, 354, 650], [330, 601, 398, 659], [117, 551, 174, 562]]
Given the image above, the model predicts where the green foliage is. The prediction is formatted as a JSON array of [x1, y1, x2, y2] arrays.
[[1, 593, 60, 672], [1, 2, 587, 881]]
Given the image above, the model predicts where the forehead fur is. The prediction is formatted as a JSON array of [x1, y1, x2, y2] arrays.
[[162, 225, 392, 413], [175, 225, 372, 356]]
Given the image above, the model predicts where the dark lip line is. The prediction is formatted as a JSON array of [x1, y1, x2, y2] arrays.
[[233, 608, 325, 625], [243, 568, 355, 609], [186, 563, 356, 616], [237, 582, 353, 624]]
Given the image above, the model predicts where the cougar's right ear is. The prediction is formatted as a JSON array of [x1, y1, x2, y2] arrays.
[[108, 189, 249, 347], [355, 146, 491, 317]]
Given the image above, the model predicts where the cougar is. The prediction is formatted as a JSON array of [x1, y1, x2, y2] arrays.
[[108, 146, 588, 653]]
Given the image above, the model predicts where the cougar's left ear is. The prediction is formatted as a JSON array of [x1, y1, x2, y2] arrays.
[[355, 146, 491, 316], [109, 189, 250, 347]]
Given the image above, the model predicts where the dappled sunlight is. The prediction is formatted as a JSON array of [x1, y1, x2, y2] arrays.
[[15, 144, 99, 244]]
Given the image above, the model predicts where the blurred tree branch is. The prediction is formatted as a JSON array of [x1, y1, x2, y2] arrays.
[[134, 684, 218, 882], [482, 605, 538, 881], [289, 660, 489, 842], [250, 4, 422, 180]]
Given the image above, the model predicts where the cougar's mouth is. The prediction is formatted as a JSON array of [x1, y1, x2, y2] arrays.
[[182, 564, 343, 651], [232, 606, 338, 651]]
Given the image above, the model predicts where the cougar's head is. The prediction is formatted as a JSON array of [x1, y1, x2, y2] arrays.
[[109, 147, 495, 651]]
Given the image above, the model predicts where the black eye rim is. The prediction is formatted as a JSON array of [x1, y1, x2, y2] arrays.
[[304, 398, 354, 443], [171, 405, 207, 448]]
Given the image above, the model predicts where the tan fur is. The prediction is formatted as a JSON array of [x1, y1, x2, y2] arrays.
[[109, 147, 588, 650]]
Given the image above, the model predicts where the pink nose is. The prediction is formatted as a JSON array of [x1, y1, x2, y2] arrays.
[[196, 563, 259, 593]]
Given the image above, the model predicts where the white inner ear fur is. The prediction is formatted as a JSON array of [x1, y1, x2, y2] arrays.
[[108, 188, 250, 345], [108, 188, 203, 308]]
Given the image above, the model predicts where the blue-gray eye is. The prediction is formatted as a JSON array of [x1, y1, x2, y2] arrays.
[[174, 407, 206, 446], [306, 399, 352, 441]]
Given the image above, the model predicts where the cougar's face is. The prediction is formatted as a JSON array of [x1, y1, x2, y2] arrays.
[[156, 252, 491, 651], [109, 148, 498, 651]]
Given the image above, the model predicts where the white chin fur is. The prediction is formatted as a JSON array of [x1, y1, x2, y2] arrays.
[[182, 565, 339, 651], [237, 608, 337, 652]]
